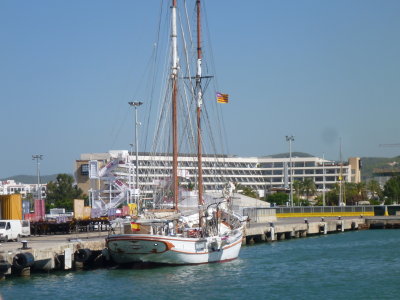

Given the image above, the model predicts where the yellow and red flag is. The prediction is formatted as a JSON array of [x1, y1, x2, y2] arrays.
[[131, 222, 140, 232], [216, 92, 229, 103]]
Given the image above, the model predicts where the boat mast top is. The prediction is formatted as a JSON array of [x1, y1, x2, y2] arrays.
[[171, 0, 179, 211]]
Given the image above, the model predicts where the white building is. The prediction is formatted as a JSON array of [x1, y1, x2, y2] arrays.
[[75, 151, 360, 202], [0, 180, 46, 199]]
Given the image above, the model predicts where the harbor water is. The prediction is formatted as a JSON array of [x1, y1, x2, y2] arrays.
[[2, 229, 400, 299]]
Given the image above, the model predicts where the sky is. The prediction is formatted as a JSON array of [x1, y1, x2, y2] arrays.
[[1, 0, 400, 178]]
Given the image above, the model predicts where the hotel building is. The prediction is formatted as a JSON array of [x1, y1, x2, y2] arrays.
[[75, 151, 361, 201]]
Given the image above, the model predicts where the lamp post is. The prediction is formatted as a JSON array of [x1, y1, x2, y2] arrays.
[[128, 101, 143, 200], [322, 153, 326, 206], [32, 155, 43, 200], [286, 136, 294, 206]]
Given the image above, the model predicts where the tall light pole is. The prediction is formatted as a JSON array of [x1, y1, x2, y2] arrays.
[[322, 153, 326, 206], [32, 155, 43, 200], [286, 136, 294, 206], [128, 101, 143, 200], [339, 137, 343, 206]]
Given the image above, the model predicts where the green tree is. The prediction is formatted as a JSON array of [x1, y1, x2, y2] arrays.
[[302, 178, 316, 202], [236, 184, 259, 199], [325, 183, 339, 206], [266, 192, 289, 206], [292, 180, 302, 197], [367, 179, 382, 201], [343, 182, 359, 205], [46, 174, 85, 212], [383, 176, 400, 204]]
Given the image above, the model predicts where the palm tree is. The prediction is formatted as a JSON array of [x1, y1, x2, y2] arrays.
[[302, 178, 316, 203], [367, 179, 382, 201], [355, 182, 367, 202], [292, 180, 303, 205]]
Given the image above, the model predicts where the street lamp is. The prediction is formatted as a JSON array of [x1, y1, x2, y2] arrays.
[[322, 153, 326, 206], [286, 136, 294, 206], [32, 155, 43, 201], [128, 101, 143, 200]]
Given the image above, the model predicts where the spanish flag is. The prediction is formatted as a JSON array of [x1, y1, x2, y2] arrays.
[[216, 92, 229, 103], [131, 222, 140, 232]]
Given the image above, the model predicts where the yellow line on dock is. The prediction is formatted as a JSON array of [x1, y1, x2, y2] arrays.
[[277, 212, 375, 218]]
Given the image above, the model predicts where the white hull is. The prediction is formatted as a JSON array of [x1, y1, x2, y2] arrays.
[[106, 229, 243, 265]]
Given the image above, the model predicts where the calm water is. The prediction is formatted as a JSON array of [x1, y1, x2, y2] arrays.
[[2, 230, 400, 300]]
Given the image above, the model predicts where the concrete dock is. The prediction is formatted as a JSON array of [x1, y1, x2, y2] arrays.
[[244, 216, 365, 244], [1, 215, 399, 279], [0, 231, 109, 279]]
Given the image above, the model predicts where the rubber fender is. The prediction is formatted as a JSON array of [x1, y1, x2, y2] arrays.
[[75, 248, 92, 262], [0, 260, 11, 273], [101, 248, 110, 261], [13, 252, 35, 269]]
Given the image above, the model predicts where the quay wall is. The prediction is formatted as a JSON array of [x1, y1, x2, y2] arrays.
[[2, 214, 400, 279], [275, 205, 375, 218]]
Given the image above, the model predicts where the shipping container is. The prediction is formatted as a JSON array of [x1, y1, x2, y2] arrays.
[[83, 206, 91, 220], [34, 199, 45, 221], [74, 199, 85, 219], [122, 205, 130, 216], [22, 200, 30, 214], [0, 194, 22, 220], [24, 213, 36, 222]]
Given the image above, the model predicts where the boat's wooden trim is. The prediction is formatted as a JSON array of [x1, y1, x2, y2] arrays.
[[108, 235, 206, 243]]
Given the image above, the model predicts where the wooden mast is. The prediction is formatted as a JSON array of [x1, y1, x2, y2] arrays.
[[196, 0, 205, 231], [172, 0, 179, 210], [196, 0, 204, 207]]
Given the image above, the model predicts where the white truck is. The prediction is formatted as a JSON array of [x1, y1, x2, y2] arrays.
[[0, 220, 30, 242]]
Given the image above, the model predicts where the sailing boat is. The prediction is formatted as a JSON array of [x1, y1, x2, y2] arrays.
[[105, 0, 243, 265]]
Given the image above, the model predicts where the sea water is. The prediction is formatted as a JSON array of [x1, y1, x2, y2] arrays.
[[2, 230, 400, 300]]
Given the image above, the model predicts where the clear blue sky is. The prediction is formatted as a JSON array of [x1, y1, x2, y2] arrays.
[[1, 0, 399, 178]]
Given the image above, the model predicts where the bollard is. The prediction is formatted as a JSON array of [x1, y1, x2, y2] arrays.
[[21, 240, 30, 250]]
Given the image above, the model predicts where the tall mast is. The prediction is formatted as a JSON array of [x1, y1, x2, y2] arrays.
[[171, 0, 179, 210], [196, 0, 204, 207]]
